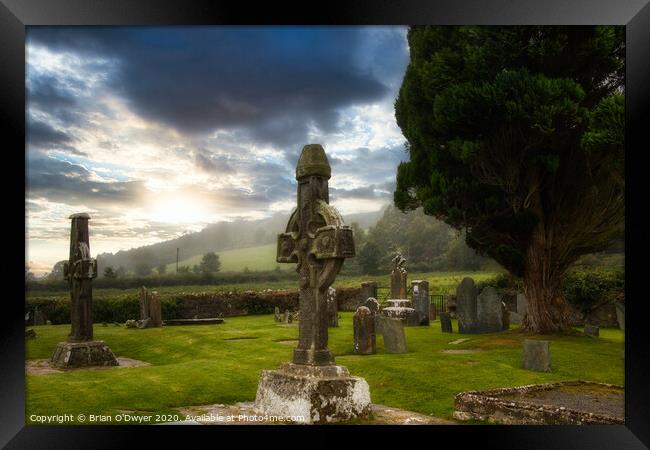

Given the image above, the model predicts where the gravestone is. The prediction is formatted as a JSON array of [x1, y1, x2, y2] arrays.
[[511, 293, 528, 324], [353, 306, 376, 355], [476, 287, 503, 333], [523, 340, 552, 372], [440, 312, 453, 333], [274, 306, 281, 322], [364, 297, 380, 315], [360, 281, 378, 304], [26, 328, 37, 339], [457, 278, 505, 334], [615, 303, 624, 331], [33, 307, 45, 326], [390, 254, 408, 299], [51, 213, 118, 369], [584, 324, 600, 337], [148, 292, 162, 327], [254, 144, 371, 423], [283, 309, 290, 323], [411, 280, 430, 326], [327, 286, 339, 327], [379, 316, 407, 354], [137, 287, 162, 328], [501, 301, 510, 331], [456, 278, 478, 333]]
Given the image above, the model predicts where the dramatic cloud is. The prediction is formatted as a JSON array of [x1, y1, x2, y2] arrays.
[[25, 26, 410, 273]]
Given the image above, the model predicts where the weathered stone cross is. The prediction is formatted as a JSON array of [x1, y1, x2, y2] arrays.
[[63, 213, 98, 342], [276, 144, 355, 365]]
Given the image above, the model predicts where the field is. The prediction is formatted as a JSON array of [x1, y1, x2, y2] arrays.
[[165, 243, 288, 273], [26, 271, 502, 300], [25, 315, 624, 424]]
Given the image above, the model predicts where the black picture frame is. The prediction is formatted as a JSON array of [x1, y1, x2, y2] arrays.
[[4, 0, 649, 447]]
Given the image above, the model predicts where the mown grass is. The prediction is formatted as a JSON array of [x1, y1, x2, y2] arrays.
[[25, 314, 623, 424]]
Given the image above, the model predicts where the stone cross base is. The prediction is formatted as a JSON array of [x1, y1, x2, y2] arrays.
[[253, 363, 372, 424], [51, 341, 119, 369]]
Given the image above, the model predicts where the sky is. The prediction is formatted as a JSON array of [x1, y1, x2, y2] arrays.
[[25, 26, 410, 275]]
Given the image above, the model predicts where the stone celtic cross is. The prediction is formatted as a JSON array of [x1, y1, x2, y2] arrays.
[[62, 213, 98, 342], [276, 144, 355, 365]]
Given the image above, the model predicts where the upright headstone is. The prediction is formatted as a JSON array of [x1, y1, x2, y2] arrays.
[[254, 144, 371, 424], [327, 286, 339, 327], [390, 254, 408, 299], [615, 302, 625, 331], [353, 306, 376, 355], [476, 286, 503, 333], [501, 301, 510, 331], [33, 307, 45, 326], [283, 309, 290, 324], [51, 213, 118, 368], [411, 280, 430, 326], [456, 278, 478, 334], [148, 291, 162, 327], [360, 281, 378, 304], [379, 316, 407, 354], [523, 340, 552, 372], [584, 324, 600, 337], [274, 306, 281, 322], [440, 312, 453, 333], [517, 293, 528, 315], [139, 286, 149, 321]]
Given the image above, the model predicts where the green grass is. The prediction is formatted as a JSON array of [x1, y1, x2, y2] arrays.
[[25, 314, 623, 424], [166, 243, 290, 273]]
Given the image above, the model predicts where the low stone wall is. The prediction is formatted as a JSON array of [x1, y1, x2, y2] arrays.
[[453, 381, 624, 425], [336, 287, 363, 312]]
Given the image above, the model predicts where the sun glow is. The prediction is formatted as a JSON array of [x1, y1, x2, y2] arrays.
[[149, 196, 210, 224]]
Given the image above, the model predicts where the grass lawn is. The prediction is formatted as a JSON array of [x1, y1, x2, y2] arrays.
[[25, 314, 624, 424], [166, 243, 291, 273]]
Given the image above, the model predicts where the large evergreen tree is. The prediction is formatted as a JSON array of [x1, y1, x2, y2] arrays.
[[394, 26, 624, 333]]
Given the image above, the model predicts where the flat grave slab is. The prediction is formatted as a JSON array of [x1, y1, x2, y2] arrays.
[[27, 357, 150, 375], [453, 380, 623, 424], [164, 318, 224, 325]]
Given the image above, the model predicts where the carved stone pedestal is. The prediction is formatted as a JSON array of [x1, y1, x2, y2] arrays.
[[253, 363, 372, 424], [51, 341, 118, 369]]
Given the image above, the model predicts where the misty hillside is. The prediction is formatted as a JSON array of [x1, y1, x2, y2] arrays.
[[96, 208, 384, 273]]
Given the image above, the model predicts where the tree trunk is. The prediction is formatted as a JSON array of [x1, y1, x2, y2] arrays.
[[520, 228, 572, 334]]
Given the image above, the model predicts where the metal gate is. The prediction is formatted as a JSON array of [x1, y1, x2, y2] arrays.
[[430, 294, 447, 314]]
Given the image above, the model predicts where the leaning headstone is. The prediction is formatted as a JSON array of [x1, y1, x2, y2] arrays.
[[364, 297, 380, 315], [615, 303, 625, 331], [327, 286, 339, 327], [390, 254, 408, 299], [353, 306, 376, 355], [51, 213, 118, 369], [584, 324, 600, 337], [360, 281, 378, 305], [523, 340, 552, 372], [380, 316, 407, 354], [440, 312, 453, 333], [274, 306, 281, 322], [456, 278, 478, 333], [254, 144, 371, 424], [411, 280, 430, 326]]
